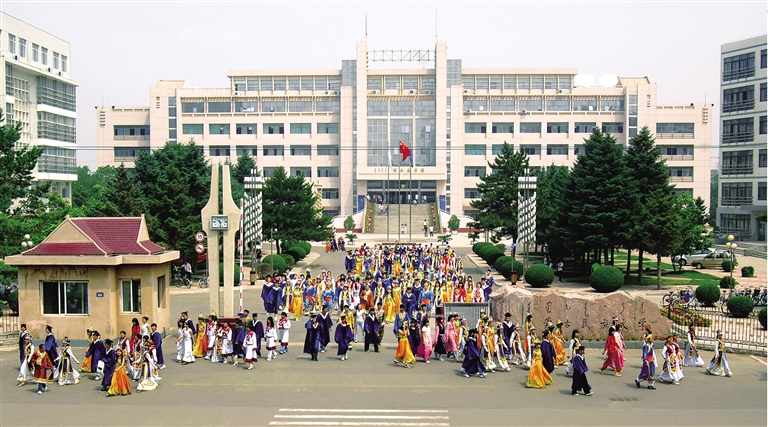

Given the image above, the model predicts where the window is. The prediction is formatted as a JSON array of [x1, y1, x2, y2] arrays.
[[464, 99, 487, 112], [476, 77, 489, 90], [667, 167, 694, 181], [121, 279, 141, 313], [8, 34, 16, 54], [289, 123, 311, 134], [503, 76, 516, 89], [464, 188, 480, 199], [721, 150, 753, 175], [53, 52, 60, 69], [464, 144, 486, 155], [38, 147, 76, 174], [317, 123, 339, 134], [719, 213, 752, 237], [518, 98, 542, 111], [290, 145, 311, 156], [546, 122, 568, 134], [723, 52, 756, 81], [390, 100, 413, 116], [762, 49, 767, 69], [545, 77, 557, 89], [662, 145, 694, 158], [208, 101, 231, 113], [290, 167, 311, 177], [491, 144, 505, 155], [41, 281, 88, 315], [574, 122, 596, 133], [368, 100, 387, 116], [263, 145, 284, 156], [262, 100, 286, 113], [322, 188, 339, 199], [464, 166, 486, 177], [273, 77, 286, 91], [314, 76, 327, 91], [317, 145, 340, 156], [574, 145, 584, 155], [722, 118, 754, 143], [415, 100, 435, 116], [465, 123, 487, 134], [386, 77, 400, 90], [547, 144, 568, 155], [19, 38, 26, 58], [491, 99, 515, 111], [41, 47, 48, 65], [299, 77, 313, 91], [559, 77, 571, 90], [531, 77, 544, 89], [520, 123, 541, 133], [37, 112, 76, 143], [260, 77, 273, 91], [761, 83, 767, 102], [317, 167, 339, 177], [367, 77, 382, 90], [760, 116, 767, 135], [722, 86, 754, 113], [463, 76, 475, 90], [114, 125, 150, 139], [656, 123, 694, 137], [489, 77, 502, 90], [236, 123, 257, 135], [492, 122, 514, 133], [759, 182, 767, 201], [518, 76, 530, 89], [316, 99, 340, 112], [235, 101, 258, 112], [114, 147, 150, 161], [181, 101, 204, 113], [209, 145, 230, 156], [157, 276, 165, 309], [35, 75, 76, 111], [521, 144, 541, 155], [545, 98, 570, 111], [236, 146, 258, 156], [759, 149, 767, 168], [602, 122, 624, 134], [209, 124, 230, 135], [601, 98, 624, 111], [32, 43, 39, 61], [721, 182, 752, 206], [290, 100, 312, 112], [573, 98, 597, 111], [264, 123, 285, 134], [422, 77, 436, 90]]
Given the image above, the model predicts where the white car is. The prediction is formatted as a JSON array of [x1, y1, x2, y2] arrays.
[[672, 248, 716, 266]]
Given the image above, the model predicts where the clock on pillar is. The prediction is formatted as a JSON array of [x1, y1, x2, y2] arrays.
[[211, 215, 230, 230]]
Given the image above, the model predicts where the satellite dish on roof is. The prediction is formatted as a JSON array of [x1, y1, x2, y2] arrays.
[[573, 74, 594, 88], [599, 74, 619, 88]]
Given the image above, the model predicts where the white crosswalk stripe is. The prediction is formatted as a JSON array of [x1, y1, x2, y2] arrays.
[[269, 409, 450, 426]]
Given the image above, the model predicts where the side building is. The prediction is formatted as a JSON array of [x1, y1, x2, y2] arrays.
[[718, 35, 767, 242], [0, 12, 78, 200], [97, 37, 711, 225]]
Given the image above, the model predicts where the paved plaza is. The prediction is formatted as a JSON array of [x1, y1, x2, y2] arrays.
[[2, 244, 766, 426]]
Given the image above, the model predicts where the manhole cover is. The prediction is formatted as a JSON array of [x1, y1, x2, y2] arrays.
[[610, 397, 641, 402]]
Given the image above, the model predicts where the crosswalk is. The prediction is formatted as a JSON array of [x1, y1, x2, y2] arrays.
[[269, 409, 450, 426]]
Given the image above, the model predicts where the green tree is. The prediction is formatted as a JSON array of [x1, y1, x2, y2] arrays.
[[0, 116, 43, 213], [263, 166, 331, 253], [71, 166, 117, 208], [231, 154, 257, 186], [469, 142, 530, 246], [567, 128, 635, 264], [673, 192, 714, 267], [536, 165, 571, 259], [710, 174, 718, 228], [643, 188, 683, 289]]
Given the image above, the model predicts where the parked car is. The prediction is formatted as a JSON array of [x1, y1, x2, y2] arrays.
[[672, 248, 716, 266], [692, 251, 738, 269]]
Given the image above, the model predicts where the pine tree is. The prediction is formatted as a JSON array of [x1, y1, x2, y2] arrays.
[[537, 165, 571, 259]]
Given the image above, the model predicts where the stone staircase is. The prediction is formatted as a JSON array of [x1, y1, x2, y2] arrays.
[[371, 204, 434, 238]]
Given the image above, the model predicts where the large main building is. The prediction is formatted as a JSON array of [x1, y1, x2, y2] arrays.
[[98, 37, 711, 220]]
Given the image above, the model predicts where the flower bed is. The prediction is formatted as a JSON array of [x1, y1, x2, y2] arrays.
[[659, 305, 712, 327]]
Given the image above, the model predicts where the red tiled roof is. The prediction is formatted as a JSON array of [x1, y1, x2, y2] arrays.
[[25, 242, 104, 256]]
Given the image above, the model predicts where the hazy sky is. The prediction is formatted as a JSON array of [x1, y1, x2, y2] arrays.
[[2, 1, 766, 168]]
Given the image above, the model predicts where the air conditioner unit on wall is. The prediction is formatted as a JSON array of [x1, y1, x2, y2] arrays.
[[424, 90, 431, 95]]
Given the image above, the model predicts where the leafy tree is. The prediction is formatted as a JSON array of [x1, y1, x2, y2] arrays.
[[709, 174, 718, 228], [643, 188, 684, 289], [448, 215, 460, 231], [263, 166, 331, 253], [71, 166, 117, 208], [343, 215, 355, 231], [0, 116, 43, 214], [673, 192, 713, 267], [536, 165, 571, 259], [469, 142, 530, 246], [231, 154, 257, 186]]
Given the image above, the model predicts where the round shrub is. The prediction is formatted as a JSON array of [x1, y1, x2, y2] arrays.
[[477, 245, 499, 260], [280, 253, 296, 267], [524, 264, 555, 288], [695, 283, 721, 307], [741, 266, 755, 278], [262, 254, 287, 273], [485, 250, 506, 267], [759, 307, 767, 330], [494, 256, 513, 272], [726, 295, 754, 318], [297, 241, 312, 255], [589, 265, 624, 293], [286, 246, 306, 262], [218, 263, 241, 285], [719, 276, 738, 289], [7, 289, 18, 313], [473, 242, 492, 254], [511, 259, 524, 280], [721, 260, 735, 272]]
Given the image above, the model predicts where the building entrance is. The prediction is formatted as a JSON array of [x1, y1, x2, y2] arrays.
[[366, 180, 437, 205]]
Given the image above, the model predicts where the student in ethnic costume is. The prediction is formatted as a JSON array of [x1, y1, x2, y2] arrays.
[[510, 324, 525, 366], [683, 324, 704, 367], [192, 314, 208, 358], [85, 330, 106, 379], [493, 326, 511, 372], [433, 316, 447, 361], [635, 334, 657, 390], [334, 314, 354, 360], [136, 338, 158, 392], [106, 348, 131, 397], [525, 341, 553, 388], [393, 322, 415, 368], [17, 335, 34, 386], [278, 312, 292, 354], [570, 346, 592, 395], [600, 328, 623, 376], [659, 335, 683, 385], [444, 314, 458, 360], [176, 320, 195, 365], [31, 343, 54, 394], [150, 324, 166, 370], [54, 338, 80, 386], [552, 320, 567, 365], [480, 325, 496, 373], [304, 315, 321, 361], [564, 329, 581, 376], [265, 316, 278, 361], [416, 317, 434, 362], [706, 331, 732, 377], [461, 328, 485, 378], [243, 325, 258, 369]]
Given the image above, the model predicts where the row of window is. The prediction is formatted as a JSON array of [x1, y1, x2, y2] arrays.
[[8, 34, 67, 71], [233, 76, 341, 92], [722, 116, 768, 143], [367, 100, 436, 117], [464, 143, 697, 157], [181, 99, 340, 114], [181, 122, 339, 136], [464, 122, 626, 134], [462, 96, 625, 112], [721, 182, 767, 205], [113, 145, 341, 160], [42, 278, 167, 315], [722, 49, 767, 82], [37, 77, 76, 112], [37, 112, 76, 143], [367, 76, 436, 91], [721, 149, 768, 175], [38, 147, 76, 174], [461, 75, 572, 91], [114, 125, 150, 139]]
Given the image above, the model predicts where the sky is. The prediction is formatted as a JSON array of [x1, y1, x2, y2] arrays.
[[1, 1, 766, 168]]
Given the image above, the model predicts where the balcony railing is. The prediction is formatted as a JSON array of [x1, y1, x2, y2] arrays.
[[721, 164, 754, 175], [669, 176, 694, 182], [661, 155, 694, 161], [721, 131, 754, 144], [723, 66, 756, 82], [721, 196, 753, 206], [722, 99, 755, 114], [657, 133, 694, 139]]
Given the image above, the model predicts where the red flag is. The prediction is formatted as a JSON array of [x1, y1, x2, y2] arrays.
[[399, 140, 411, 162]]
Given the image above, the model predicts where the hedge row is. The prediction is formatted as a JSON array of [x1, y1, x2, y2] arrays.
[[473, 242, 522, 281]]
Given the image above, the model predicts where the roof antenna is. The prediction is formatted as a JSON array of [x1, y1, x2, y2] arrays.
[[436, 9, 438, 38], [365, 13, 368, 36]]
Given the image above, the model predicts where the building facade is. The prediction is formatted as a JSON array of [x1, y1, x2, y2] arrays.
[[0, 12, 78, 200], [97, 37, 711, 222], [718, 35, 767, 242]]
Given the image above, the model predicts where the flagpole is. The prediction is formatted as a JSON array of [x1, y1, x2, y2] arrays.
[[387, 152, 390, 241], [409, 135, 413, 242], [398, 153, 401, 242]]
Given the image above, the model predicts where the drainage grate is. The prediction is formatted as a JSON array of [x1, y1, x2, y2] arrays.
[[610, 397, 641, 402]]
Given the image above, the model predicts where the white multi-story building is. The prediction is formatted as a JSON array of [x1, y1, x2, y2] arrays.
[[0, 12, 78, 200], [718, 35, 767, 242], [97, 37, 711, 225]]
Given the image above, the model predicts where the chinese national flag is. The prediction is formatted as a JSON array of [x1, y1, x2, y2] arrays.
[[399, 140, 411, 162]]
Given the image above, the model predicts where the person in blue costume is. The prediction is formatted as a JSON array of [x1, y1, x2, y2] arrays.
[[461, 328, 485, 378], [540, 330, 556, 374], [335, 314, 355, 360], [86, 331, 107, 381], [99, 339, 116, 392], [303, 315, 321, 361], [316, 306, 333, 353], [571, 346, 592, 395], [44, 325, 58, 369], [635, 334, 657, 390]]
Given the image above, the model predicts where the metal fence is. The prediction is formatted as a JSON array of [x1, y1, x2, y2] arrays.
[[442, 302, 490, 328], [0, 303, 19, 346], [663, 303, 766, 354]]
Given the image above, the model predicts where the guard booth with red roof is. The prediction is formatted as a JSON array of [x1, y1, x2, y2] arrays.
[[5, 215, 180, 341]]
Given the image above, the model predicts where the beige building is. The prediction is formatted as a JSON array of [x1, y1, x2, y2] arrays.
[[96, 37, 711, 227], [718, 35, 767, 242], [5, 216, 179, 340], [0, 12, 78, 200]]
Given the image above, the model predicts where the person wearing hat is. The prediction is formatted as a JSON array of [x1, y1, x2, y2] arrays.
[[150, 324, 166, 369], [635, 334, 657, 389], [44, 325, 58, 370], [17, 335, 34, 386], [461, 328, 484, 378], [31, 343, 54, 394], [86, 330, 107, 381], [706, 330, 732, 377], [232, 318, 245, 366], [55, 337, 80, 386], [524, 326, 537, 369], [553, 320, 567, 366], [100, 339, 116, 392], [525, 340, 552, 388], [303, 315, 321, 361], [316, 306, 333, 354], [570, 346, 592, 395], [334, 313, 354, 361], [193, 313, 208, 358], [19, 323, 30, 364], [278, 312, 291, 354]]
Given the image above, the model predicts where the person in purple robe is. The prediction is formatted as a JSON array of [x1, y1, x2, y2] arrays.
[[261, 280, 277, 314], [461, 329, 485, 378], [501, 314, 514, 358], [571, 346, 592, 395], [541, 330, 556, 374], [250, 313, 265, 357], [86, 331, 106, 380], [150, 323, 165, 369], [402, 288, 418, 321], [303, 316, 321, 361], [363, 308, 382, 352], [334, 315, 354, 360], [44, 325, 58, 368], [19, 324, 30, 364], [316, 306, 333, 353], [99, 339, 116, 392], [407, 319, 421, 355], [232, 319, 245, 365]]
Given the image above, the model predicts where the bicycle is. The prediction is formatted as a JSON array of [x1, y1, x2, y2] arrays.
[[660, 289, 682, 306], [198, 276, 209, 289], [172, 265, 192, 289], [671, 287, 698, 308]]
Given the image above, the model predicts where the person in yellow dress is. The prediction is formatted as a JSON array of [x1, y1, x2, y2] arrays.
[[355, 254, 363, 276], [383, 288, 397, 323], [392, 281, 402, 309], [291, 284, 304, 320], [192, 314, 208, 358], [106, 349, 131, 397], [393, 323, 415, 368], [553, 320, 567, 365], [80, 327, 95, 373], [526, 341, 554, 388]]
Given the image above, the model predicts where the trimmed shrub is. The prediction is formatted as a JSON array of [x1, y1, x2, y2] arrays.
[[524, 264, 555, 288], [759, 307, 767, 330], [255, 263, 273, 279], [473, 242, 492, 254], [719, 276, 738, 289], [7, 289, 18, 313], [741, 266, 755, 278], [726, 295, 754, 318], [280, 253, 296, 267], [589, 265, 624, 293], [297, 241, 312, 255], [218, 263, 241, 285], [286, 246, 306, 262], [498, 258, 524, 281], [494, 256, 513, 272], [477, 245, 498, 260], [511, 259, 524, 279], [695, 283, 721, 307], [262, 254, 287, 273], [495, 243, 507, 252], [485, 250, 506, 267], [721, 260, 735, 272]]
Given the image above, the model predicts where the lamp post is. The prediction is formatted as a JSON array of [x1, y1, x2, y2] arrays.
[[270, 228, 277, 275], [725, 234, 737, 282], [20, 234, 33, 250]]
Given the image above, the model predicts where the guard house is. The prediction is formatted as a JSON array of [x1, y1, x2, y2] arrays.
[[5, 216, 179, 340]]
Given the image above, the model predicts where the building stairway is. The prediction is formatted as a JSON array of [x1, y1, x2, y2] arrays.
[[370, 204, 434, 239]]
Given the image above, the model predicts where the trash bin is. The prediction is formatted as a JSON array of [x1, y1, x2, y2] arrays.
[[250, 271, 257, 284], [511, 273, 518, 283]]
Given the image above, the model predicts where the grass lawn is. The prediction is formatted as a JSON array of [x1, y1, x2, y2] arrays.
[[623, 269, 720, 288]]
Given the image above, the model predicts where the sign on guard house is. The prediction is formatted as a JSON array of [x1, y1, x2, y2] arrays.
[[5, 215, 180, 340]]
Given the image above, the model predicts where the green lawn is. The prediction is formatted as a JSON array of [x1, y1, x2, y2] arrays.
[[623, 269, 720, 288]]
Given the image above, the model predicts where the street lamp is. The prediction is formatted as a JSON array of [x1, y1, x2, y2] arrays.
[[20, 234, 33, 249], [725, 234, 737, 282], [270, 228, 277, 275]]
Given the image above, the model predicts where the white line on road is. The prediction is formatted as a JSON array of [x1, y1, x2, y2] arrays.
[[269, 423, 450, 426], [750, 355, 767, 366], [278, 409, 449, 413], [274, 415, 450, 420]]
